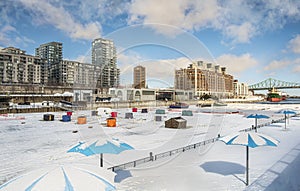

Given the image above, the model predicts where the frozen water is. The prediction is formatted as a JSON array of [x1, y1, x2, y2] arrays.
[[0, 104, 300, 190]]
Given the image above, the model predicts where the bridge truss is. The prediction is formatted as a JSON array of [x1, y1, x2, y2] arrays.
[[249, 78, 300, 90]]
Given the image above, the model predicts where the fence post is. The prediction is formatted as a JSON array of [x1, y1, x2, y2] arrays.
[[150, 152, 154, 161]]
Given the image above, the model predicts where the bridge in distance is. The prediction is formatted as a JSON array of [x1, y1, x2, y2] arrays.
[[248, 78, 300, 91]]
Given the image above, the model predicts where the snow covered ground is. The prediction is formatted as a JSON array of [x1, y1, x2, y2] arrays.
[[0, 103, 300, 190]]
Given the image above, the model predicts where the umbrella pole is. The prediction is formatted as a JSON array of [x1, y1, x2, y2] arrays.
[[255, 118, 257, 132], [100, 153, 103, 167], [246, 146, 249, 186], [285, 114, 287, 130]]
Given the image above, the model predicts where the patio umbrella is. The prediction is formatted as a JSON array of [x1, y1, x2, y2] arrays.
[[276, 110, 297, 130], [218, 132, 279, 186], [0, 164, 116, 191], [246, 114, 270, 132], [68, 138, 134, 167]]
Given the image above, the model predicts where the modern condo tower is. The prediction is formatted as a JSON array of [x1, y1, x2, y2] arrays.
[[92, 38, 119, 90]]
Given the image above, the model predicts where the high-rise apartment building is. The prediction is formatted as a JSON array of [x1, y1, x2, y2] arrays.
[[175, 61, 234, 98], [35, 42, 63, 85], [92, 38, 116, 67], [133, 65, 146, 88], [0, 47, 47, 85], [35, 42, 63, 64], [92, 38, 119, 89], [47, 60, 102, 88]]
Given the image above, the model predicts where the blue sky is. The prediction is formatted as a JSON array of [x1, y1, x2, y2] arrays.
[[1, 0, 300, 95]]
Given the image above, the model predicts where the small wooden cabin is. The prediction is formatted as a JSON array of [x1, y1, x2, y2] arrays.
[[165, 117, 187, 129]]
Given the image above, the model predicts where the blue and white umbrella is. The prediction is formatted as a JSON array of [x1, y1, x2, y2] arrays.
[[68, 138, 134, 167], [246, 114, 270, 132], [219, 132, 279, 186], [0, 164, 116, 191], [276, 109, 297, 130]]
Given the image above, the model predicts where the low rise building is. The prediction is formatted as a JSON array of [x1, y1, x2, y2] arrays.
[[0, 47, 48, 85], [233, 80, 249, 98], [156, 89, 194, 101], [175, 61, 234, 98], [109, 88, 156, 101]]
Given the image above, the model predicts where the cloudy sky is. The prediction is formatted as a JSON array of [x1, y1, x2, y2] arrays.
[[1, 0, 300, 94]]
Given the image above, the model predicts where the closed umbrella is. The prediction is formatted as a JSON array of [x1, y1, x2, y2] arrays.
[[0, 164, 116, 191], [276, 110, 297, 130], [246, 114, 269, 132], [68, 138, 134, 167], [218, 132, 279, 186]]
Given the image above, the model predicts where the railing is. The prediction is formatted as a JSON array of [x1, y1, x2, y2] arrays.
[[109, 156, 153, 172], [107, 137, 218, 172], [108, 114, 299, 172], [154, 138, 217, 161]]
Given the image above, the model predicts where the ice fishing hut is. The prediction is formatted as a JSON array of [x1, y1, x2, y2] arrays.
[[125, 112, 133, 119], [91, 110, 98, 116], [155, 115, 162, 121], [111, 111, 118, 118], [182, 110, 193, 116], [155, 109, 165, 114], [106, 117, 117, 127], [165, 117, 187, 129], [43, 114, 54, 121], [77, 116, 87, 124], [62, 115, 71, 122]]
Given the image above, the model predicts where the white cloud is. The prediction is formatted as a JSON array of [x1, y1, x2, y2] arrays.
[[128, 0, 219, 36], [19, 0, 101, 41], [0, 24, 35, 47], [288, 34, 300, 54], [293, 65, 300, 73], [215, 54, 258, 75], [117, 50, 192, 86], [73, 54, 91, 64], [224, 22, 255, 43], [118, 52, 191, 77], [73, 0, 130, 27], [3, 0, 299, 45], [264, 60, 291, 71], [117, 51, 142, 75], [0, 25, 15, 45], [128, 0, 300, 43], [292, 58, 300, 72], [117, 52, 260, 87]]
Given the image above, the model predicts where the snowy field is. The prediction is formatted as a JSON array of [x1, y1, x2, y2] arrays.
[[0, 103, 300, 190]]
